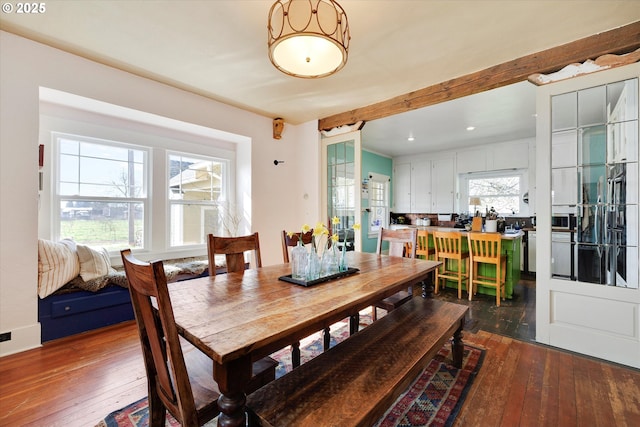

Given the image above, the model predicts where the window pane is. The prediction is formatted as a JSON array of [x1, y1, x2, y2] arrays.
[[468, 175, 520, 214], [60, 200, 144, 251], [169, 155, 223, 202], [170, 203, 220, 246]]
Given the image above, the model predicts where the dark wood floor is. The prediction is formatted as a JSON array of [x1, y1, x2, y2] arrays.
[[1, 274, 639, 427]]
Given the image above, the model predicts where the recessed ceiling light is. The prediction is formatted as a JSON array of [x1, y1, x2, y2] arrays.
[[407, 136, 415, 142], [466, 126, 475, 131]]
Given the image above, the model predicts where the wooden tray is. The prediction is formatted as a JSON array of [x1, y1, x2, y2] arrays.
[[278, 268, 360, 287]]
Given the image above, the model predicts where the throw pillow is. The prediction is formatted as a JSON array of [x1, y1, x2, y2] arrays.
[[38, 238, 80, 298], [76, 244, 114, 281]]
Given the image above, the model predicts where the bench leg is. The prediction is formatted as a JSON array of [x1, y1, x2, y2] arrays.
[[451, 318, 465, 369]]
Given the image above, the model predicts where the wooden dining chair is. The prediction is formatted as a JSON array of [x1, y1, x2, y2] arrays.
[[207, 232, 262, 274], [467, 232, 507, 306], [120, 249, 277, 427], [432, 231, 470, 299], [281, 229, 313, 263], [372, 227, 418, 321]]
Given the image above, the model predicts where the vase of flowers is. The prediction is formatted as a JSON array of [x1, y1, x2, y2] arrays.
[[321, 233, 340, 276], [332, 217, 360, 272], [290, 230, 308, 280]]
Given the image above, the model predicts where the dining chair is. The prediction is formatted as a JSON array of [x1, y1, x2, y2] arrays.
[[120, 249, 277, 427], [432, 231, 470, 299], [207, 232, 262, 274], [281, 228, 332, 368], [372, 227, 418, 321], [467, 232, 507, 306], [281, 229, 314, 263]]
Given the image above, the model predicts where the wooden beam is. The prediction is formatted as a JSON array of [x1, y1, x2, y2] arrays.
[[318, 20, 640, 131]]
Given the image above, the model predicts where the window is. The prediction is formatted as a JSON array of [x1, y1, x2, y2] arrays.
[[367, 173, 390, 237], [55, 133, 148, 251], [463, 171, 523, 215], [168, 153, 229, 246]]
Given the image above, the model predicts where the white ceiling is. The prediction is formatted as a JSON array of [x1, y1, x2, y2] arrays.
[[1, 1, 638, 156]]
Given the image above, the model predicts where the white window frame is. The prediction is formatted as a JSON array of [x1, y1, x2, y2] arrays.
[[367, 172, 390, 237], [459, 169, 527, 215], [52, 132, 150, 251], [167, 151, 230, 248]]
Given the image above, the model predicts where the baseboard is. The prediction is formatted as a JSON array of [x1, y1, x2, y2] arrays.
[[0, 323, 41, 357]]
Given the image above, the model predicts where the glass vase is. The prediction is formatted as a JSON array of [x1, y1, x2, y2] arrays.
[[321, 243, 339, 277], [339, 242, 348, 272], [306, 252, 321, 281], [290, 240, 307, 280]]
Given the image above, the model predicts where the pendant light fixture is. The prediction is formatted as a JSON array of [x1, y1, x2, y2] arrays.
[[268, 0, 350, 78]]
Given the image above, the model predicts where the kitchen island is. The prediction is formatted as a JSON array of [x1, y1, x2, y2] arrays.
[[408, 226, 522, 299]]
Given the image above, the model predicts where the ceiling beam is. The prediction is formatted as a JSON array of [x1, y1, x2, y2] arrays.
[[318, 20, 640, 131]]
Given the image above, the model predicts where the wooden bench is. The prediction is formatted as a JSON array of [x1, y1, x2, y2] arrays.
[[246, 297, 469, 427]]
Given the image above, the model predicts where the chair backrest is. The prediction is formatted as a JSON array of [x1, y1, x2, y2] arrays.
[[467, 232, 502, 263], [207, 232, 262, 274], [416, 229, 433, 259], [433, 231, 466, 259], [376, 227, 417, 258], [281, 229, 313, 263], [120, 249, 199, 425]]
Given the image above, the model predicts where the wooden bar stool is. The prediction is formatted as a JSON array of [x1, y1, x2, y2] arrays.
[[432, 231, 470, 299], [467, 232, 507, 306], [416, 229, 436, 260]]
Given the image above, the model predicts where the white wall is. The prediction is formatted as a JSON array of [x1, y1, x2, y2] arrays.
[[0, 31, 321, 356]]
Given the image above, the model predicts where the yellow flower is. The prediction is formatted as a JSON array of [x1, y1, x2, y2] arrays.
[[301, 224, 311, 233], [353, 223, 361, 230], [332, 216, 340, 225], [315, 221, 325, 231], [287, 231, 295, 238], [331, 233, 339, 242], [313, 226, 325, 237]]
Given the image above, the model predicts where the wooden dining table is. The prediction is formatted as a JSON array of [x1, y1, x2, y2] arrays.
[[167, 251, 441, 427]]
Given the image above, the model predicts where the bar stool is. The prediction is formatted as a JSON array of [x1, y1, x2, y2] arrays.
[[416, 229, 436, 260], [432, 231, 470, 299], [467, 232, 507, 306]]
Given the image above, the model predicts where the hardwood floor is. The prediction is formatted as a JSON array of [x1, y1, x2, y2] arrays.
[[1, 285, 639, 427]]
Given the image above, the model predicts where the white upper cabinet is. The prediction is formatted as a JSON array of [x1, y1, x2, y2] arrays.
[[432, 158, 454, 213], [393, 162, 411, 212], [411, 161, 431, 212]]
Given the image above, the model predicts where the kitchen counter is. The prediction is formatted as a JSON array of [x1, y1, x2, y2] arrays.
[[404, 225, 522, 299], [405, 225, 524, 240]]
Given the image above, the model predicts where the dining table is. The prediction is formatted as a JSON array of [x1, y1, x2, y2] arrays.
[[167, 251, 441, 427]]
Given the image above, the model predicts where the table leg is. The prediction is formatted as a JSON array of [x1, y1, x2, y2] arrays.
[[323, 327, 331, 351], [349, 313, 359, 335], [214, 355, 252, 427], [451, 318, 465, 369]]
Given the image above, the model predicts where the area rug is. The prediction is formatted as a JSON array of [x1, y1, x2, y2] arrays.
[[96, 309, 484, 427]]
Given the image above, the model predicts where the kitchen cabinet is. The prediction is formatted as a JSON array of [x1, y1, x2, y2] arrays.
[[431, 157, 454, 213], [393, 162, 411, 212], [393, 158, 453, 213], [411, 161, 432, 212]]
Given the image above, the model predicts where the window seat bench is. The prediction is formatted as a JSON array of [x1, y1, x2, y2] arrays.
[[246, 297, 468, 427], [38, 255, 220, 342]]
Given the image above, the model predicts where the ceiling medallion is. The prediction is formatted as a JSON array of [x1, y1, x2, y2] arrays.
[[268, 0, 350, 78]]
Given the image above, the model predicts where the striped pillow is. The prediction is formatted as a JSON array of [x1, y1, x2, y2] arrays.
[[77, 244, 113, 281], [37, 239, 80, 298]]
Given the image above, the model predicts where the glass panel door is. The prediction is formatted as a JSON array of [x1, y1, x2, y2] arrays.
[[322, 131, 361, 251]]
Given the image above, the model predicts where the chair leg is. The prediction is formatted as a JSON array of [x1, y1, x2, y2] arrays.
[[291, 341, 301, 368], [434, 261, 440, 294], [323, 327, 330, 351]]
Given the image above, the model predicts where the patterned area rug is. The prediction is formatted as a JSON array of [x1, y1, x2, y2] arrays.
[[96, 309, 484, 427]]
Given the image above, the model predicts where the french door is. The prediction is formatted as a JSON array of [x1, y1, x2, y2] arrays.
[[535, 63, 640, 368], [321, 131, 361, 251]]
